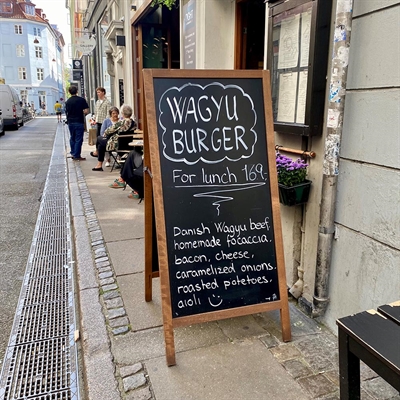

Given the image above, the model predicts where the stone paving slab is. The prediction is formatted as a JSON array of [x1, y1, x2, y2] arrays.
[[112, 328, 166, 364], [108, 238, 145, 275], [145, 339, 310, 400], [217, 314, 269, 340], [254, 302, 323, 340], [118, 273, 163, 331]]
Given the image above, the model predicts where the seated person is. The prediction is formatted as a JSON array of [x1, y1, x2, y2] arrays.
[[108, 148, 144, 202], [98, 106, 120, 167], [91, 104, 136, 171]]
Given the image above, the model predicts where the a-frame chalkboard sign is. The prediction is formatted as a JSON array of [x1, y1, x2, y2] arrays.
[[143, 69, 291, 366]]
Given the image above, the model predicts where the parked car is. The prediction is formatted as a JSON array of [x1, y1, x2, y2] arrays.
[[0, 109, 4, 136], [0, 84, 23, 130]]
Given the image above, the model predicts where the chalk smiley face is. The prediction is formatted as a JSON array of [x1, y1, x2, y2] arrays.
[[208, 294, 223, 307]]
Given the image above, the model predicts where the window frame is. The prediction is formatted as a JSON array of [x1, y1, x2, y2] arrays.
[[1, 2, 13, 13], [14, 25, 23, 35], [18, 67, 27, 80], [37, 68, 44, 81], [35, 46, 43, 58], [16, 44, 25, 57]]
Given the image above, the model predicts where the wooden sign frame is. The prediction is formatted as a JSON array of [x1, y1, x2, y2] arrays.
[[143, 69, 291, 366]]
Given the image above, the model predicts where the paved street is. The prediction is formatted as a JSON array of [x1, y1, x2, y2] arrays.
[[0, 117, 57, 368]]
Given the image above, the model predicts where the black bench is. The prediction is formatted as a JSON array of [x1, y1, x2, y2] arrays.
[[337, 301, 400, 399]]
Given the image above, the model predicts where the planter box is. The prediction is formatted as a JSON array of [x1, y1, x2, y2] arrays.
[[278, 180, 311, 206]]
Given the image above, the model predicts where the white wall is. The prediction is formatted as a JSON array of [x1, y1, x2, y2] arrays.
[[195, 0, 235, 69], [323, 1, 400, 331]]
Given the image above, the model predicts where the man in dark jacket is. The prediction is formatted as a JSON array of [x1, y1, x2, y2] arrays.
[[65, 86, 89, 160]]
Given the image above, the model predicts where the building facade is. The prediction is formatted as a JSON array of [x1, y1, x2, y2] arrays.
[[70, 0, 400, 333], [0, 0, 65, 111]]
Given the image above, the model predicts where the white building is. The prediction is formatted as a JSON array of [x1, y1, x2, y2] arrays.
[[0, 0, 66, 111]]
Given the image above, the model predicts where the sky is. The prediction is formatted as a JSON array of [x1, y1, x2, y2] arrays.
[[32, 0, 72, 63]]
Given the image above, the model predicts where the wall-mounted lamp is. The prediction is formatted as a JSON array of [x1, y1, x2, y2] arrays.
[[131, 5, 137, 11], [33, 37, 39, 44], [52, 58, 56, 62]]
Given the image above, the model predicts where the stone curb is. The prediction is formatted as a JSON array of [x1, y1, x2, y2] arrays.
[[68, 147, 153, 398]]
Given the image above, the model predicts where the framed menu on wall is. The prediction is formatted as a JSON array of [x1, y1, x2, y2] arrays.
[[268, 0, 333, 136]]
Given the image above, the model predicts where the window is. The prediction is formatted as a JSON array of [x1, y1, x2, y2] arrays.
[[38, 91, 46, 108], [35, 46, 42, 58], [18, 67, 27, 80], [25, 4, 35, 15], [37, 68, 44, 80], [20, 90, 28, 104], [33, 27, 41, 37], [0, 2, 13, 13], [16, 44, 25, 57], [14, 25, 23, 35]]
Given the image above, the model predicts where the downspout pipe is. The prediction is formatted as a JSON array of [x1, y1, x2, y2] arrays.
[[312, 0, 354, 318]]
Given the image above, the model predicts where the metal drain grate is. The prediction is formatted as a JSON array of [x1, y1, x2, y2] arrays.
[[1, 338, 78, 399], [0, 128, 79, 400]]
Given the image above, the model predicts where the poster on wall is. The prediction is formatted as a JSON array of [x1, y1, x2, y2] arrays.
[[277, 14, 299, 69], [183, 0, 196, 69]]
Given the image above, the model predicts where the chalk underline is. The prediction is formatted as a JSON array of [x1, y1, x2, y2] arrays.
[[174, 182, 266, 189]]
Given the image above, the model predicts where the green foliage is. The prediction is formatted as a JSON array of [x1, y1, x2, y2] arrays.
[[151, 0, 177, 10], [64, 63, 71, 98]]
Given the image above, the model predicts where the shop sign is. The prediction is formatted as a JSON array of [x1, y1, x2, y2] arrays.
[[75, 37, 96, 55]]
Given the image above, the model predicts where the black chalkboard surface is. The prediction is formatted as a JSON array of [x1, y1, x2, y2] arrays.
[[143, 69, 290, 365]]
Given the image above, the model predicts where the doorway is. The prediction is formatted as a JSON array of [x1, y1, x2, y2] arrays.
[[133, 4, 180, 128], [235, 0, 266, 69]]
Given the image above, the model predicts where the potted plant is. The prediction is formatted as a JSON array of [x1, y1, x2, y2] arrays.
[[276, 153, 311, 206]]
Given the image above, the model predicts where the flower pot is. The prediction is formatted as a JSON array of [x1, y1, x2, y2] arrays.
[[278, 180, 311, 206]]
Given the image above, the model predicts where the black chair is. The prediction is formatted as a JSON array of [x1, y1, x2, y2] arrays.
[[109, 132, 137, 172]]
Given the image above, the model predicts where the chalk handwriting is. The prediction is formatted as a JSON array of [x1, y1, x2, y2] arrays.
[[226, 234, 270, 248], [176, 263, 236, 279], [159, 83, 258, 165], [174, 223, 210, 236], [214, 221, 247, 237], [208, 294, 223, 307], [192, 182, 266, 215], [223, 275, 271, 290], [155, 79, 280, 317], [174, 236, 221, 250]]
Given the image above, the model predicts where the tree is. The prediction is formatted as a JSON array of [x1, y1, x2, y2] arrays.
[[63, 63, 71, 98], [151, 0, 177, 10]]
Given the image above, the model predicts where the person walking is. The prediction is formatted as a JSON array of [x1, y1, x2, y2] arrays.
[[93, 87, 112, 137], [65, 86, 89, 161], [41, 102, 48, 116], [54, 100, 62, 122]]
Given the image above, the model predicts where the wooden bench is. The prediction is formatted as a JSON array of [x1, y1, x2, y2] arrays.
[[337, 301, 400, 399]]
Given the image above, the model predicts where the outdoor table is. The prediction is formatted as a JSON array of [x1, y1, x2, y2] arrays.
[[336, 301, 400, 399], [129, 140, 144, 147]]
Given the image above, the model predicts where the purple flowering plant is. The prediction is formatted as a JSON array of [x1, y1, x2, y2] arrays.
[[276, 153, 308, 187]]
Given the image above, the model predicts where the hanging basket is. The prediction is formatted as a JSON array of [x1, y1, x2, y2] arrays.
[[278, 180, 312, 206]]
